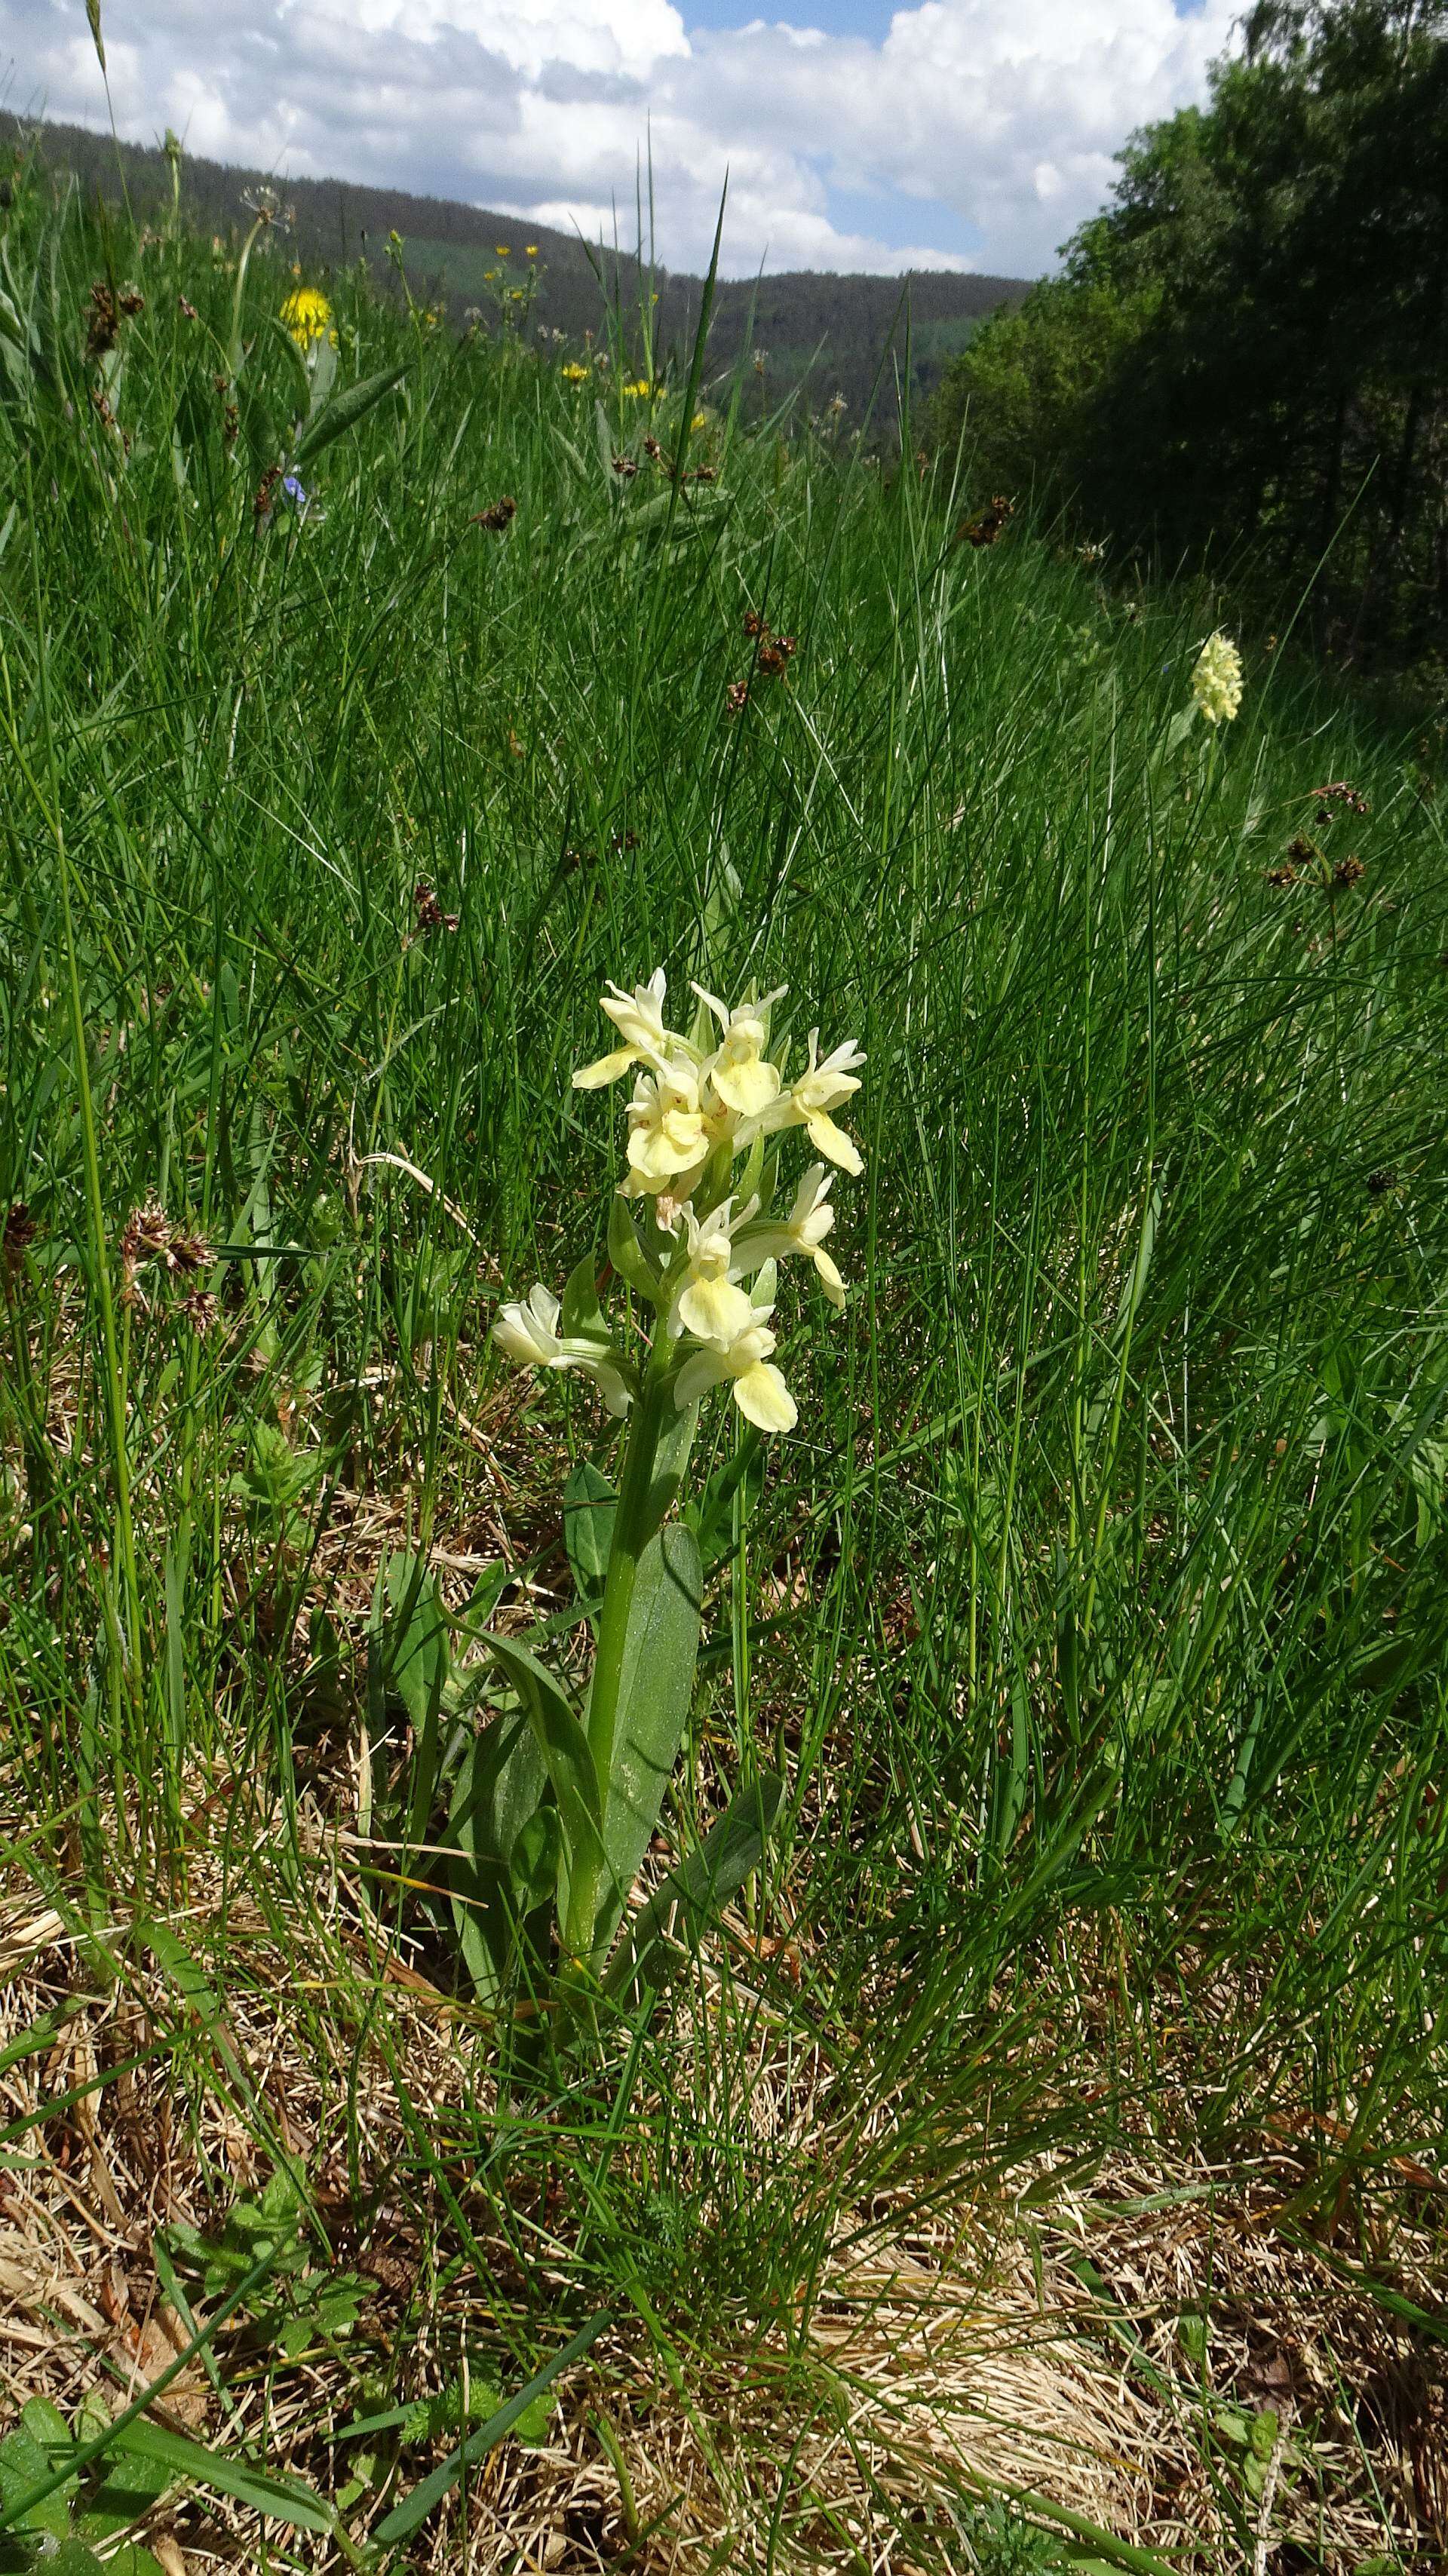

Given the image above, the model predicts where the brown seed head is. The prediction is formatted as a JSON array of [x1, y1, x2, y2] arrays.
[[958, 494, 1014, 548], [167, 1230, 213, 1277], [1311, 780, 1370, 820], [471, 495, 517, 532], [3, 1203, 36, 1282], [85, 282, 119, 358]]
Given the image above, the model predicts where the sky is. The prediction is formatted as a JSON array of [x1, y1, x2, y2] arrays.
[[1, 0, 1242, 278]]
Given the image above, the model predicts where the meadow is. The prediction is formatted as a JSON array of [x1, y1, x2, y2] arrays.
[[1, 155, 1446, 2576]]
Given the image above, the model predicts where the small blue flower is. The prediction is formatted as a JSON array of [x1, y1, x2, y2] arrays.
[[282, 474, 308, 508]]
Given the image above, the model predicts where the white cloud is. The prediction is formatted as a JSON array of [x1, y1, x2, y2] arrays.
[[1, 0, 1240, 274]]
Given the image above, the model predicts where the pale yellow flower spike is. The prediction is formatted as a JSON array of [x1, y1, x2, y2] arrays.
[[1191, 630, 1244, 726], [673, 1308, 797, 1434]]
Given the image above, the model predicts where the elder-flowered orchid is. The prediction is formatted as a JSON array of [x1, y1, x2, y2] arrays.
[[694, 983, 785, 1118], [673, 1196, 758, 1345], [476, 964, 874, 2012], [495, 967, 866, 1440], [491, 1283, 632, 1415], [572, 970, 683, 1091], [764, 1031, 866, 1175], [733, 1165, 844, 1309], [624, 1059, 710, 1188], [673, 1307, 798, 1434]]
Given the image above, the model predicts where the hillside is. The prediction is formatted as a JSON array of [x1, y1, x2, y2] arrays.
[[2, 158, 1445, 2576], [0, 112, 1029, 421]]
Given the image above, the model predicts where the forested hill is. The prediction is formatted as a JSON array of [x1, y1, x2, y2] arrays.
[[0, 113, 1029, 421]]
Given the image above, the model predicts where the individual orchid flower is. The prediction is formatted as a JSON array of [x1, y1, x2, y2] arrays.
[[491, 1283, 632, 1414], [573, 970, 688, 1091], [768, 1030, 866, 1174], [673, 1305, 797, 1434], [732, 1164, 845, 1309], [694, 983, 786, 1118], [672, 1195, 759, 1345], [624, 1057, 709, 1188]]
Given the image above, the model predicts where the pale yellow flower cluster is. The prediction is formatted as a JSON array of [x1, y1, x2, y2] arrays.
[[492, 971, 864, 1435], [1190, 630, 1244, 726]]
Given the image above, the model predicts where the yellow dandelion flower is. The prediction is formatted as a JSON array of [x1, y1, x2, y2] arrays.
[[621, 379, 654, 399], [526, 244, 538, 257], [280, 285, 333, 351], [495, 244, 511, 256], [562, 360, 591, 383]]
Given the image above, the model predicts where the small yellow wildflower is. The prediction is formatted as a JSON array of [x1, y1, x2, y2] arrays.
[[280, 285, 333, 351], [694, 983, 784, 1118], [1191, 630, 1244, 726], [673, 1199, 756, 1346], [674, 1308, 797, 1434], [621, 379, 654, 399], [625, 1061, 708, 1186], [732, 1166, 845, 1310], [691, 411, 707, 431], [561, 360, 591, 383], [763, 1031, 866, 1174], [526, 244, 538, 257], [492, 1285, 631, 1415], [574, 971, 673, 1091], [495, 244, 511, 256]]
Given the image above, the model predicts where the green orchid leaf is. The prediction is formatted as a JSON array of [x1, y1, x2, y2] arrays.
[[563, 1461, 618, 1605], [483, 1633, 603, 1881], [591, 1523, 704, 1955], [560, 1251, 609, 1342], [448, 1703, 548, 2004], [607, 1194, 660, 1299], [605, 1771, 783, 2003], [646, 1400, 698, 1534]]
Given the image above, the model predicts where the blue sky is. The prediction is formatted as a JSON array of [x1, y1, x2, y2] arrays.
[[2, 0, 1241, 277]]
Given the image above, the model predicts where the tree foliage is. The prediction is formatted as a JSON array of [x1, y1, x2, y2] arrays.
[[935, 0, 1448, 664]]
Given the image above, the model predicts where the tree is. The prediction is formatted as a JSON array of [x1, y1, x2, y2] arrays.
[[933, 0, 1448, 661]]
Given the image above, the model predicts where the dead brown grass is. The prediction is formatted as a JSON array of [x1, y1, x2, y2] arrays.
[[2, 1832, 1445, 2575]]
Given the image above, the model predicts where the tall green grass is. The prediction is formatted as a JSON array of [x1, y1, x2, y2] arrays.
[[2, 145, 1446, 2562]]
